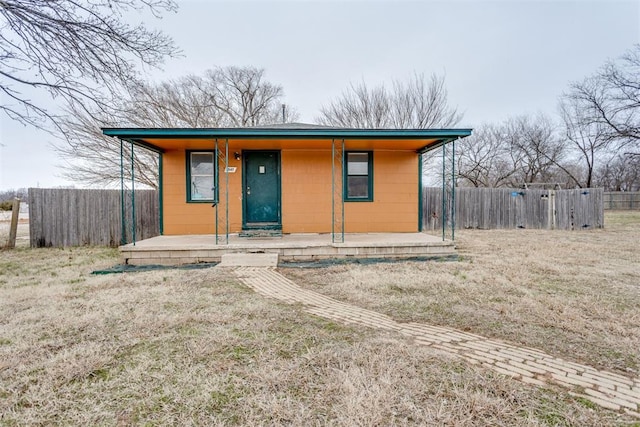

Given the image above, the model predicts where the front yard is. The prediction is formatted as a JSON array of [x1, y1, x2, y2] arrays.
[[0, 212, 638, 425]]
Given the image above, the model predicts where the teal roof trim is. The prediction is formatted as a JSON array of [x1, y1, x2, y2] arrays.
[[102, 127, 472, 140]]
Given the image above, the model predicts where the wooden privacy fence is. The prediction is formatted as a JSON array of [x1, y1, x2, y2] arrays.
[[29, 188, 159, 247], [603, 192, 640, 210], [423, 187, 604, 231]]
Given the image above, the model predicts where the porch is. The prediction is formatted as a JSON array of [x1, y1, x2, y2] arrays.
[[120, 232, 456, 265]]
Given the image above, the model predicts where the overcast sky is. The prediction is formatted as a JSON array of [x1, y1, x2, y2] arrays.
[[0, 0, 638, 190]]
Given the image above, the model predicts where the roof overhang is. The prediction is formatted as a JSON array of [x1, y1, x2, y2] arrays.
[[101, 127, 472, 153]]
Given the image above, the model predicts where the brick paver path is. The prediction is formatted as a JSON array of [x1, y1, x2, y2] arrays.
[[232, 267, 640, 417]]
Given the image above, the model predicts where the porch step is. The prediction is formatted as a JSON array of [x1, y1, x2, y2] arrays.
[[239, 229, 283, 239], [219, 253, 279, 267]]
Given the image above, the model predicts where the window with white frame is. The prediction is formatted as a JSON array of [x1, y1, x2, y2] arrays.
[[187, 151, 215, 202]]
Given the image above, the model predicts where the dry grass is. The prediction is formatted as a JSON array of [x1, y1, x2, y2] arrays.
[[284, 211, 640, 379], [0, 220, 29, 249], [0, 218, 639, 425]]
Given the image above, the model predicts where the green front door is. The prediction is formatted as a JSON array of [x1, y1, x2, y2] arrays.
[[243, 151, 281, 228]]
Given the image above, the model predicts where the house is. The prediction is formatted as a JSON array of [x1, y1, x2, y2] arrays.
[[102, 124, 471, 264]]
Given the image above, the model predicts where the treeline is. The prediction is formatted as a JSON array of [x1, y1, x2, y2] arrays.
[[455, 114, 640, 191], [2, 1, 637, 192], [0, 188, 28, 210], [53, 50, 639, 191], [440, 46, 640, 191], [54, 71, 460, 188]]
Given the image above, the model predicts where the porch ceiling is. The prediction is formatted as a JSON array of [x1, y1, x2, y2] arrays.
[[102, 127, 472, 153]]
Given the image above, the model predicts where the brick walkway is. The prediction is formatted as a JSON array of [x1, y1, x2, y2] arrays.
[[232, 267, 640, 417]]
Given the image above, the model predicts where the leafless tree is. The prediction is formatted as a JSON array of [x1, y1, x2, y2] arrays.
[[503, 115, 565, 186], [456, 124, 521, 187], [56, 101, 160, 188], [595, 153, 640, 191], [567, 45, 640, 150], [1, 0, 178, 129], [0, 188, 28, 202], [54, 67, 298, 188], [203, 67, 298, 126], [124, 77, 225, 128], [317, 73, 461, 128], [456, 115, 567, 188], [557, 96, 612, 188]]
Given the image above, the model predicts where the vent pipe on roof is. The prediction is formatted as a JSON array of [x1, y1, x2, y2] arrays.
[[282, 104, 286, 123]]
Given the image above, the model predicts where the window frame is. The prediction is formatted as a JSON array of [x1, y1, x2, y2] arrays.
[[186, 150, 217, 203], [343, 150, 374, 202]]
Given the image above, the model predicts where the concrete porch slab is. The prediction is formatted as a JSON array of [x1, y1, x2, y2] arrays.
[[219, 253, 279, 267], [120, 232, 456, 266]]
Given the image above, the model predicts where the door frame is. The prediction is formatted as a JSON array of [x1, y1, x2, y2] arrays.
[[242, 150, 282, 230]]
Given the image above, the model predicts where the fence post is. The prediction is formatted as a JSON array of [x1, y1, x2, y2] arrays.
[[6, 198, 21, 248], [547, 190, 556, 230]]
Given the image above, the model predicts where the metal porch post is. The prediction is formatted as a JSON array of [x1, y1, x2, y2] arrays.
[[215, 138, 219, 244], [225, 138, 229, 242], [442, 141, 446, 241], [120, 139, 126, 245], [418, 152, 423, 232], [158, 152, 163, 235], [451, 137, 456, 241], [131, 140, 136, 246], [341, 139, 345, 243], [214, 138, 229, 245], [331, 139, 345, 243], [331, 139, 335, 241]]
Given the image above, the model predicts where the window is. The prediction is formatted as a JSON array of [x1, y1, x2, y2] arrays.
[[344, 151, 373, 201], [187, 151, 215, 202]]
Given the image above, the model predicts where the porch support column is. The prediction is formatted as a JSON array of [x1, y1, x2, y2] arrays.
[[331, 138, 344, 243], [158, 152, 163, 235], [215, 138, 229, 245], [224, 138, 229, 242], [215, 138, 218, 244], [130, 140, 136, 246], [451, 137, 457, 241], [442, 140, 446, 241], [418, 152, 423, 232], [441, 138, 456, 242], [119, 138, 126, 246]]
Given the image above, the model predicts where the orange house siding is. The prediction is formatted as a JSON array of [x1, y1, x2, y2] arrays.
[[162, 149, 243, 235], [161, 147, 419, 235], [345, 150, 419, 233]]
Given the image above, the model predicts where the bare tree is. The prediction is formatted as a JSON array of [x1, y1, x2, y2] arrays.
[[456, 115, 567, 188], [1, 0, 178, 129], [567, 45, 640, 152], [557, 96, 612, 188], [595, 153, 640, 191], [54, 67, 298, 188], [125, 77, 225, 128], [204, 66, 297, 126], [0, 188, 28, 202], [56, 101, 160, 188], [503, 114, 565, 186], [456, 124, 521, 187], [317, 73, 461, 128]]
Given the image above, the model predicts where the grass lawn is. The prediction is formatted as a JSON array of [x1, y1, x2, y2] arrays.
[[1, 213, 639, 425], [285, 212, 640, 378]]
